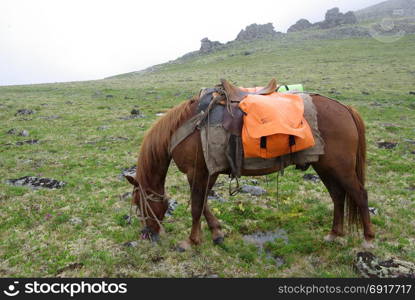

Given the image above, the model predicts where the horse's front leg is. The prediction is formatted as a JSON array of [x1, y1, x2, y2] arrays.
[[177, 173, 218, 252], [204, 203, 225, 245]]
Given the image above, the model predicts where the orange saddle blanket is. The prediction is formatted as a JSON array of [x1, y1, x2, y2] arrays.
[[238, 90, 315, 159]]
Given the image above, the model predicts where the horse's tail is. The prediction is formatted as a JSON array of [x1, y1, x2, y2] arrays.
[[345, 106, 366, 229]]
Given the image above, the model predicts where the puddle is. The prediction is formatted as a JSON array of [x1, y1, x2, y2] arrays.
[[243, 229, 288, 268], [243, 229, 288, 248]]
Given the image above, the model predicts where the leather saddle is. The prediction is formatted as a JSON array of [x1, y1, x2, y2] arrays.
[[196, 79, 277, 178]]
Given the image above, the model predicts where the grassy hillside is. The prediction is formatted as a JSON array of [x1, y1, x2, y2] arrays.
[[0, 34, 414, 277]]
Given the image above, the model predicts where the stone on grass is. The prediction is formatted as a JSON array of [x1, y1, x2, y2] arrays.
[[355, 252, 415, 278], [240, 185, 267, 196], [6, 176, 66, 189], [377, 142, 397, 149], [18, 130, 30, 137], [123, 241, 139, 247], [15, 109, 35, 116], [303, 174, 320, 182], [368, 207, 378, 216], [15, 139, 39, 146], [166, 199, 178, 217], [119, 166, 137, 179], [69, 217, 83, 225]]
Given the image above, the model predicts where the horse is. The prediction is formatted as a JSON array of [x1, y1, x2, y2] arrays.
[[125, 80, 375, 251]]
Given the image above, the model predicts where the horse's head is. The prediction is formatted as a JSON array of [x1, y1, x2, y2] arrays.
[[125, 175, 169, 242]]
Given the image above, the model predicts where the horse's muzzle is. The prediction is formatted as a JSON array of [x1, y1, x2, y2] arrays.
[[140, 227, 160, 243]]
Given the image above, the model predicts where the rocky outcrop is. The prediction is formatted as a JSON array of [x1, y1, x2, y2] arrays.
[[318, 7, 357, 29], [287, 19, 313, 32], [288, 8, 358, 33], [200, 38, 223, 53], [235, 23, 278, 41]]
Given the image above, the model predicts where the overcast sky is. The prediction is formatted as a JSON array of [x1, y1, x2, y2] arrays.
[[0, 0, 383, 86]]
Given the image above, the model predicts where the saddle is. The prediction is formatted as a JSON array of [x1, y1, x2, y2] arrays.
[[170, 79, 324, 178], [195, 79, 314, 176]]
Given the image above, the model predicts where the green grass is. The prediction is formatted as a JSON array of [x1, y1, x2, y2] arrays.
[[0, 33, 414, 277]]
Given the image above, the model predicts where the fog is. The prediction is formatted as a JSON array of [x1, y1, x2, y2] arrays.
[[0, 0, 383, 86]]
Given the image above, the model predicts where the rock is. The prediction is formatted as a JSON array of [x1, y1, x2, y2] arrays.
[[69, 217, 83, 225], [368, 207, 378, 216], [166, 199, 178, 217], [15, 109, 35, 116], [243, 51, 253, 56], [6, 129, 18, 135], [106, 94, 114, 99], [200, 38, 223, 53], [122, 215, 132, 224], [303, 174, 320, 182], [403, 139, 415, 145], [6, 176, 66, 189], [18, 130, 29, 137], [319, 8, 357, 29], [15, 139, 39, 146], [119, 166, 137, 179], [410, 92, 415, 95], [207, 190, 227, 202], [155, 113, 165, 117], [371, 102, 382, 107], [65, 101, 73, 105], [97, 125, 110, 131], [236, 23, 278, 41], [130, 109, 141, 115], [249, 179, 259, 185], [377, 142, 397, 149], [355, 252, 415, 278], [287, 18, 313, 33], [362, 91, 370, 95], [240, 185, 267, 196], [123, 241, 139, 248], [120, 192, 132, 200]]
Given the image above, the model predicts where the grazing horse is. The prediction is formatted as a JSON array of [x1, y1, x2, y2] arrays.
[[125, 81, 375, 251]]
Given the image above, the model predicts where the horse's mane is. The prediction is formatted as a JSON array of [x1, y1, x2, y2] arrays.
[[136, 97, 196, 186]]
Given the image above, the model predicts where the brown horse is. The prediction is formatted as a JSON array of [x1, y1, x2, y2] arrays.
[[125, 81, 375, 251]]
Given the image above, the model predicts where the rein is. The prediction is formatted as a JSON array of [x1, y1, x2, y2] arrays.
[[131, 183, 168, 237]]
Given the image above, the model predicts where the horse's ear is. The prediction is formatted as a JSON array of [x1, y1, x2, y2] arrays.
[[125, 175, 138, 186]]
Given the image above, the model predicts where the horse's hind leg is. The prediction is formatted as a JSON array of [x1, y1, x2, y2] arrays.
[[313, 163, 375, 248], [313, 169, 346, 242], [340, 177, 375, 248]]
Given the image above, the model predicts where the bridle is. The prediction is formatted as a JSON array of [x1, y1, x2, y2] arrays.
[[131, 183, 169, 236]]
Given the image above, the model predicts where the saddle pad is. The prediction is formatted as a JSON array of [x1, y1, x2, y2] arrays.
[[239, 92, 315, 159]]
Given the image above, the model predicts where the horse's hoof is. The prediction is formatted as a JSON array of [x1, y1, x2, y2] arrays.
[[324, 233, 337, 242], [362, 240, 375, 249], [176, 246, 186, 252], [213, 236, 224, 245], [176, 240, 191, 252]]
